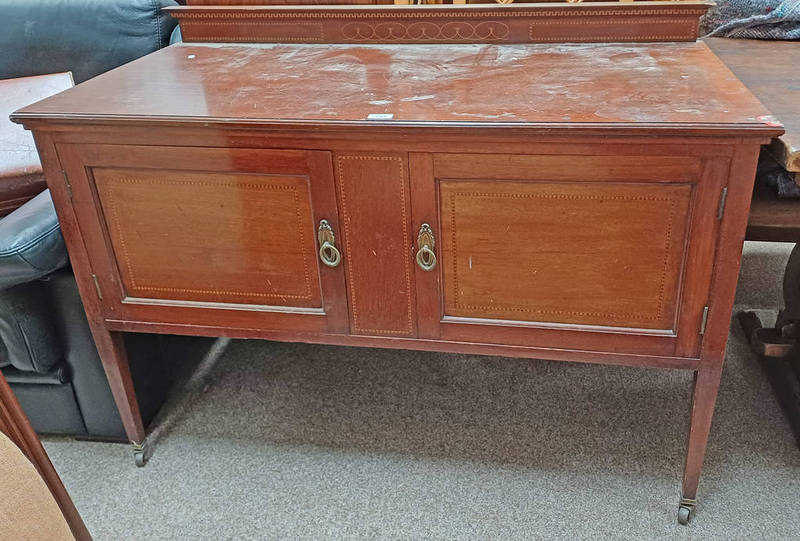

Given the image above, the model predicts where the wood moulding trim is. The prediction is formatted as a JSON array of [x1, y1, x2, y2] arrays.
[[103, 317, 702, 371], [34, 125, 773, 152], [13, 117, 781, 139], [122, 297, 326, 313], [166, 3, 711, 44]]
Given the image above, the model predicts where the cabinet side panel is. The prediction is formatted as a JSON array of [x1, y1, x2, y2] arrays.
[[335, 153, 416, 336]]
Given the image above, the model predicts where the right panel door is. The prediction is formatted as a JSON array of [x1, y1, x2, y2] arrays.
[[410, 152, 728, 358]]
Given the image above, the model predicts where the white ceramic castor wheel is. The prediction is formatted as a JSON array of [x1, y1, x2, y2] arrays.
[[677, 496, 696, 525], [133, 444, 148, 467], [677, 505, 691, 525]]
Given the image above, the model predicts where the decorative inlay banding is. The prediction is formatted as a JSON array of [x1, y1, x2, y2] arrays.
[[529, 17, 695, 24], [342, 21, 510, 42], [336, 155, 414, 336], [529, 17, 694, 41], [99, 172, 314, 301], [190, 22, 324, 42], [447, 190, 679, 322], [175, 8, 707, 20], [174, 5, 706, 43]]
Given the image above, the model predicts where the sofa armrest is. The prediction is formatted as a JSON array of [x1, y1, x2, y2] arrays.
[[0, 190, 67, 290]]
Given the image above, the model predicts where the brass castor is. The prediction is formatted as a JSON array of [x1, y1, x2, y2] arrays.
[[133, 443, 148, 467], [677, 497, 696, 525]]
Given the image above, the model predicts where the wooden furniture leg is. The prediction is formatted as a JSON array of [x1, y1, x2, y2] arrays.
[[87, 327, 147, 465], [0, 371, 92, 540], [679, 365, 723, 524]]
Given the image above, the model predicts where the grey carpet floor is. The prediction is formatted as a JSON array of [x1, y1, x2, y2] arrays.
[[43, 241, 800, 540]]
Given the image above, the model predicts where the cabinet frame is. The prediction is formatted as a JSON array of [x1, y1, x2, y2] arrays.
[[26, 124, 764, 518]]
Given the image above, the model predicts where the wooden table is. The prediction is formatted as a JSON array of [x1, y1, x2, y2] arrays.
[[11, 39, 779, 524], [705, 37, 800, 449], [705, 38, 799, 177], [705, 38, 800, 243]]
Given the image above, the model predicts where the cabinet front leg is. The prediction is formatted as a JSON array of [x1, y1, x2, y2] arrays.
[[89, 326, 146, 453], [679, 365, 723, 524]]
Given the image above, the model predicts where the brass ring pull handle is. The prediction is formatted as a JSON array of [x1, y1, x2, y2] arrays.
[[415, 223, 437, 271], [318, 220, 341, 268]]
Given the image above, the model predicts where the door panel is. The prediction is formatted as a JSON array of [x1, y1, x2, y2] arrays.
[[439, 180, 692, 330], [59, 144, 348, 333], [412, 152, 725, 357], [95, 167, 322, 308], [334, 153, 417, 337]]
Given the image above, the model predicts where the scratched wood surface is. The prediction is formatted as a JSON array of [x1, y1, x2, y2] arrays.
[[13, 42, 776, 136], [705, 37, 799, 172]]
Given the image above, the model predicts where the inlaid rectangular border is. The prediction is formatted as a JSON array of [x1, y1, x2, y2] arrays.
[[166, 2, 711, 44]]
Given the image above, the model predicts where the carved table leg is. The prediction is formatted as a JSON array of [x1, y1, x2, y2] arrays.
[[679, 366, 723, 525]]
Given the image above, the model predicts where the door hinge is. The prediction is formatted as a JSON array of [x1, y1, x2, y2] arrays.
[[61, 170, 73, 199], [91, 274, 103, 300], [699, 305, 709, 335], [717, 187, 728, 220]]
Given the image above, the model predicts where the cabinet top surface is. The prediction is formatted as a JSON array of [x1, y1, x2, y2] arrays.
[[13, 41, 781, 136]]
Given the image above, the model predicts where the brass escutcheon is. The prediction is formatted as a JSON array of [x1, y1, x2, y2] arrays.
[[416, 223, 437, 271], [318, 220, 341, 268]]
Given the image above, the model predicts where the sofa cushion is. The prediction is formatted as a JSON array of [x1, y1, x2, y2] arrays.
[[0, 280, 62, 373], [0, 0, 178, 83], [2, 362, 71, 385], [0, 190, 68, 290]]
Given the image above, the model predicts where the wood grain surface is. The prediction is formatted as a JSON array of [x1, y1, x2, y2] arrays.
[[438, 179, 692, 329], [334, 152, 417, 336], [705, 37, 799, 172], [167, 3, 711, 44], [12, 42, 779, 137]]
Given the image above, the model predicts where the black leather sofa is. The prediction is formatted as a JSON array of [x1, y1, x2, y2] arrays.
[[1, 0, 179, 84], [0, 0, 209, 439]]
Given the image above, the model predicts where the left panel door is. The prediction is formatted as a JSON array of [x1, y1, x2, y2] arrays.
[[58, 144, 348, 334]]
